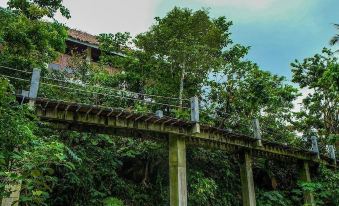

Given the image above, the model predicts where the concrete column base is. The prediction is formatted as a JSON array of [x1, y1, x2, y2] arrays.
[[298, 161, 316, 206], [240, 151, 256, 206], [169, 134, 187, 206], [1, 182, 21, 206]]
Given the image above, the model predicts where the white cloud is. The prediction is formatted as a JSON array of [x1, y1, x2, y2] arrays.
[[292, 87, 313, 112], [56, 0, 160, 36], [197, 0, 274, 9], [193, 0, 317, 24], [0, 0, 160, 36], [0, 0, 6, 7]]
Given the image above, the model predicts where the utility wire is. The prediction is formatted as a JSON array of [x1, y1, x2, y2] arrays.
[[40, 81, 190, 109], [0, 70, 191, 108], [0, 74, 30, 82], [0, 65, 32, 74], [41, 76, 191, 102], [0, 65, 191, 102], [0, 72, 319, 154], [1, 69, 314, 152]]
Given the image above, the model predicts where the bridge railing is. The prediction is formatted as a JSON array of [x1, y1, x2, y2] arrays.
[[29, 67, 191, 120], [0, 66, 337, 163], [0, 66, 199, 121]]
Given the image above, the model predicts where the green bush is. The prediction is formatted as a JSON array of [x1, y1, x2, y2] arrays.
[[189, 171, 218, 205], [103, 197, 124, 206], [257, 190, 292, 206]]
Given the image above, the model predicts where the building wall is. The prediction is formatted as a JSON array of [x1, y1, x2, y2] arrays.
[[49, 53, 119, 74]]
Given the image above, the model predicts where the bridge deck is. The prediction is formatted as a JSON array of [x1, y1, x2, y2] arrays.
[[22, 96, 336, 166]]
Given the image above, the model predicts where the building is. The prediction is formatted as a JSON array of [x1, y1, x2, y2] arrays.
[[49, 29, 124, 73]]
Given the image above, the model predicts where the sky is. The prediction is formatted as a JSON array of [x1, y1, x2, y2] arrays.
[[0, 0, 338, 80]]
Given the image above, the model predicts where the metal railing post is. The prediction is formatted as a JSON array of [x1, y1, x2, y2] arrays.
[[190, 96, 200, 133], [252, 118, 262, 147], [156, 110, 163, 118], [28, 68, 41, 107], [327, 145, 336, 162], [310, 134, 320, 159]]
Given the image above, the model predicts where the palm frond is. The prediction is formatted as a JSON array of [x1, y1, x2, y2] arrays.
[[329, 24, 339, 46], [329, 35, 339, 46]]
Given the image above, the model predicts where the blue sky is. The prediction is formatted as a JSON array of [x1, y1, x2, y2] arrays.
[[0, 0, 338, 79], [155, 0, 339, 79]]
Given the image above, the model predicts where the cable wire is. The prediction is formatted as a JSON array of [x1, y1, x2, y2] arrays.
[[0, 74, 31, 82], [41, 76, 191, 102], [40, 81, 190, 109], [0, 65, 32, 74], [0, 68, 325, 155]]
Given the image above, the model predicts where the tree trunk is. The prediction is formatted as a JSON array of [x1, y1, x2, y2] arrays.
[[179, 67, 185, 107]]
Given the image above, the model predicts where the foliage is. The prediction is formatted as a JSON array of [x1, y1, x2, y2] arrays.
[[0, 78, 70, 205], [97, 32, 147, 93], [0, 3, 338, 206], [329, 23, 339, 46], [46, 133, 168, 206], [0, 7, 67, 73], [256, 190, 293, 206], [291, 48, 339, 142], [207, 45, 299, 141], [7, 0, 70, 19], [188, 171, 218, 205], [103, 197, 124, 206], [298, 166, 339, 206], [136, 7, 232, 105], [99, 32, 131, 54], [187, 147, 242, 206]]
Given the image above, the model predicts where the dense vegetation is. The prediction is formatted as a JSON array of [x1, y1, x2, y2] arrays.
[[0, 1, 338, 206]]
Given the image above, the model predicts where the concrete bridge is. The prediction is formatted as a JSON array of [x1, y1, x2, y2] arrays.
[[27, 96, 337, 206], [1, 68, 337, 206]]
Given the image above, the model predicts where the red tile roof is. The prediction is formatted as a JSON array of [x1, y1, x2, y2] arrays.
[[68, 29, 99, 45], [67, 29, 126, 57]]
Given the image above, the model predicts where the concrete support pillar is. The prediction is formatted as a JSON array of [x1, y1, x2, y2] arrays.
[[169, 134, 187, 206], [298, 161, 316, 206], [1, 181, 21, 206], [240, 152, 256, 206]]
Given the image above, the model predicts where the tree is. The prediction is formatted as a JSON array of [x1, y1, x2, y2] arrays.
[[0, 78, 71, 205], [207, 44, 299, 141], [1, 3, 337, 206], [0, 5, 67, 74], [135, 7, 232, 106], [7, 0, 70, 20], [0, 1, 71, 204], [329, 24, 339, 46], [291, 48, 339, 145]]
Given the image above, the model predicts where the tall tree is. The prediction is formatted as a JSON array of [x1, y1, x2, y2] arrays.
[[0, 1, 71, 204], [291, 48, 339, 145], [207, 44, 298, 141], [0, 78, 71, 205], [135, 7, 232, 106], [0, 0, 68, 73]]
